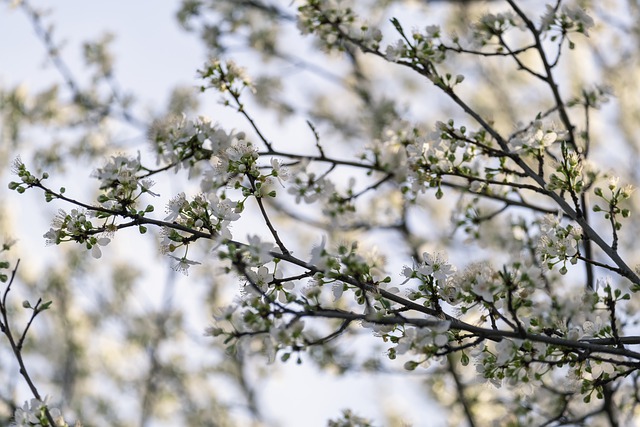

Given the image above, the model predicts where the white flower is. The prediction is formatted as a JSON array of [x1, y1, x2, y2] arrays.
[[302, 284, 321, 299], [246, 266, 273, 294], [510, 121, 563, 152], [495, 338, 520, 365], [90, 237, 111, 259], [225, 138, 256, 163], [385, 39, 406, 61], [540, 5, 556, 30], [43, 228, 62, 246], [425, 25, 441, 38], [12, 402, 36, 425], [472, 275, 495, 302], [275, 277, 293, 303], [209, 194, 241, 221], [309, 236, 330, 270], [93, 153, 140, 186], [590, 360, 614, 378], [332, 283, 344, 301], [140, 179, 159, 196], [270, 158, 288, 186], [540, 4, 594, 36], [532, 129, 557, 149], [417, 251, 456, 282], [430, 321, 451, 347], [11, 396, 63, 427], [165, 193, 187, 222], [246, 235, 274, 266], [401, 264, 415, 279], [168, 255, 201, 275], [561, 5, 594, 35], [582, 316, 605, 338]]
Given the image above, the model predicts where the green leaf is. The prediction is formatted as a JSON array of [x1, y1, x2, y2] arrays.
[[390, 17, 405, 36]]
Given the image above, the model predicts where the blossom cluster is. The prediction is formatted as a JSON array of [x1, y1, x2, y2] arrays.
[[471, 11, 523, 48], [297, 0, 383, 52], [286, 160, 336, 205], [391, 321, 451, 367], [209, 239, 404, 363], [568, 84, 613, 109], [509, 120, 566, 153], [92, 153, 157, 211], [386, 21, 446, 65], [160, 192, 240, 256], [8, 157, 47, 194], [11, 396, 75, 427], [546, 152, 587, 194], [364, 119, 485, 199], [150, 102, 286, 197], [402, 251, 456, 284], [197, 58, 254, 95], [206, 285, 309, 364], [540, 4, 595, 36], [592, 175, 634, 229], [43, 209, 111, 259], [148, 114, 224, 171], [536, 214, 582, 274]]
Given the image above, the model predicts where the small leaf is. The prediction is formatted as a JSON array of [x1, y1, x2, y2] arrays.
[[390, 17, 405, 36]]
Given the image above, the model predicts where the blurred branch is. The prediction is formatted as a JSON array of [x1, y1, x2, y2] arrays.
[[0, 260, 57, 427], [19, 0, 147, 129]]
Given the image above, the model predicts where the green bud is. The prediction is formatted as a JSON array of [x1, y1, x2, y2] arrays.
[[460, 352, 469, 366], [404, 361, 419, 371]]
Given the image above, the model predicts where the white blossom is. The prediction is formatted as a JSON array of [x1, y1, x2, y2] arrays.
[[168, 255, 201, 275]]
